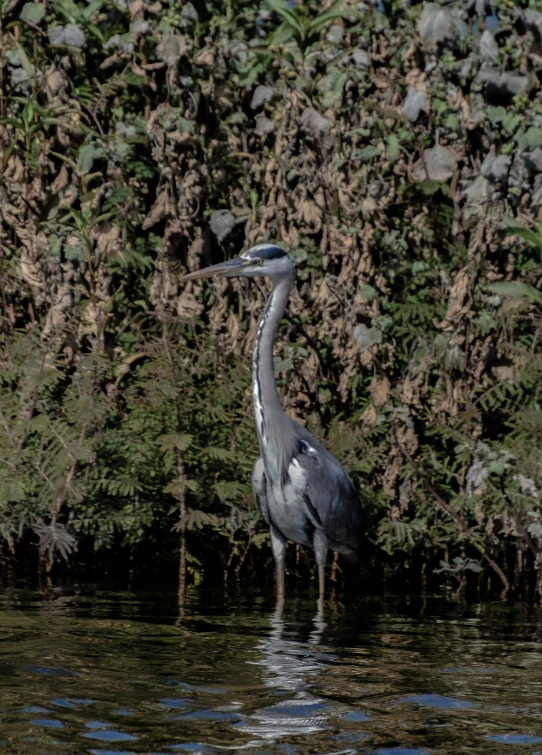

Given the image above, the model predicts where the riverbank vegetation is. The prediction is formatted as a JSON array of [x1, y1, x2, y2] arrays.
[[0, 0, 541, 596]]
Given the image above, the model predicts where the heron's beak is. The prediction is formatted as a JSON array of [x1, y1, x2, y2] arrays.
[[184, 257, 250, 281]]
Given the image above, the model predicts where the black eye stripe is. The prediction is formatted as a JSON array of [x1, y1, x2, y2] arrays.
[[248, 245, 287, 261]]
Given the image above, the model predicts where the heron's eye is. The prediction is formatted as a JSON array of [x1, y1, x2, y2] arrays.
[[254, 258, 264, 265]]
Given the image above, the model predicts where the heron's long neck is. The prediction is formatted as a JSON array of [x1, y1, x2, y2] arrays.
[[252, 274, 293, 459]]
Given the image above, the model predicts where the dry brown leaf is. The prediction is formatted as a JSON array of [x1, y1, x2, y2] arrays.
[[298, 197, 322, 233], [370, 375, 390, 407], [208, 296, 229, 333], [312, 278, 332, 307], [77, 300, 99, 338], [360, 402, 377, 429], [383, 453, 402, 498], [177, 291, 203, 320], [327, 224, 355, 259], [226, 311, 240, 345], [6, 154, 24, 183], [58, 185, 78, 210], [51, 164, 70, 195], [405, 67, 428, 91], [194, 44, 215, 68], [101, 53, 121, 70], [41, 283, 73, 340], [437, 266, 472, 330], [432, 375, 461, 416], [150, 259, 176, 307], [300, 351, 319, 389], [402, 375, 415, 405], [18, 250, 43, 291], [396, 424, 418, 455], [129, 0, 144, 17], [399, 479, 411, 513], [168, 130, 192, 146], [142, 187, 174, 229], [45, 68, 67, 100], [93, 223, 121, 256], [359, 344, 378, 368]]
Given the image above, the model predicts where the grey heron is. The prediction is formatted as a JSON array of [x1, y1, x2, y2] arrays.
[[185, 244, 363, 599]]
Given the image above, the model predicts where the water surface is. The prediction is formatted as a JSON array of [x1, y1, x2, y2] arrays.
[[1, 585, 542, 754]]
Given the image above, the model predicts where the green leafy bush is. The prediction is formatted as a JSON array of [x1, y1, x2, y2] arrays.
[[0, 0, 541, 595]]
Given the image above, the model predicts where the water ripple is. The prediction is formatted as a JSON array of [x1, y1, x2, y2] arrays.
[[0, 587, 541, 755], [395, 693, 479, 709], [82, 729, 138, 741]]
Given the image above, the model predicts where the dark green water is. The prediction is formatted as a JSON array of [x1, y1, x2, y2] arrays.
[[1, 586, 542, 755]]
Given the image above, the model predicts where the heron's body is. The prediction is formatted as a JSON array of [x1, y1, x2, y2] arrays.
[[185, 243, 363, 598], [252, 433, 362, 555]]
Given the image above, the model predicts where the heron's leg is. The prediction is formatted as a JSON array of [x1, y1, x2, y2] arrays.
[[270, 525, 286, 599], [313, 529, 328, 602]]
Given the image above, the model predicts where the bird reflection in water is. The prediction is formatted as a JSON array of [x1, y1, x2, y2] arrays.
[[235, 601, 337, 743]]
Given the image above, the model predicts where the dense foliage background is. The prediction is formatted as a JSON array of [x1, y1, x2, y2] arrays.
[[0, 0, 541, 595]]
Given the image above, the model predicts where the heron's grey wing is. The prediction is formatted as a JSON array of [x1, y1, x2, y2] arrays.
[[252, 456, 270, 525], [293, 430, 362, 556]]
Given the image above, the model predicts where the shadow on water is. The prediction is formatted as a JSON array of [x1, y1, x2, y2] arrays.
[[0, 584, 541, 754]]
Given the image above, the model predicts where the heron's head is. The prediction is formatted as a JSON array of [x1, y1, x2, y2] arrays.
[[184, 243, 293, 284]]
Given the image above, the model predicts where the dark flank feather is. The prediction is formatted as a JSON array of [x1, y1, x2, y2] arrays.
[[292, 423, 363, 559]]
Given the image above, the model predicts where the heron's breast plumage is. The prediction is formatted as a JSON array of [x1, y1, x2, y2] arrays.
[[266, 457, 313, 547]]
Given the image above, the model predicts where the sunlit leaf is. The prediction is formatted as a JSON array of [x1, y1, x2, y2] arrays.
[[501, 217, 542, 251], [20, 2, 46, 24], [487, 282, 542, 306], [265, 0, 304, 35]]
